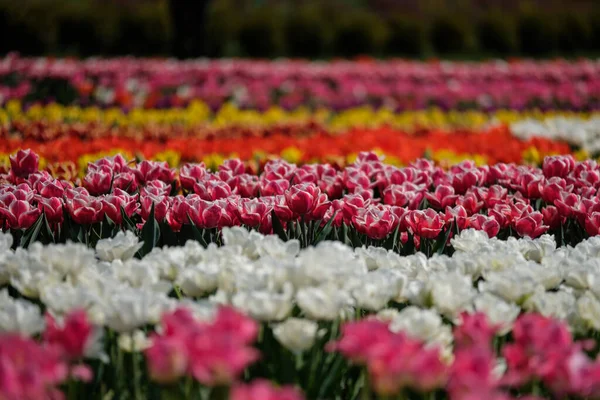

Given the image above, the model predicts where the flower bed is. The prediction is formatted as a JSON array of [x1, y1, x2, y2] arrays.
[[1, 150, 600, 253], [3, 224, 600, 399], [1, 56, 599, 110]]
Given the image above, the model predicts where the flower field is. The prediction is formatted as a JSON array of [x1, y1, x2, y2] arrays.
[[2, 56, 600, 400]]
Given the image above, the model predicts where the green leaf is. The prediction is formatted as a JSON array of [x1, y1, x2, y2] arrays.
[[160, 221, 179, 247], [187, 214, 208, 247], [138, 203, 160, 257], [349, 226, 362, 248], [403, 231, 415, 255], [434, 221, 454, 255], [383, 225, 400, 251], [314, 212, 337, 245], [120, 207, 137, 233], [271, 210, 288, 242], [20, 213, 45, 248], [42, 214, 55, 244]]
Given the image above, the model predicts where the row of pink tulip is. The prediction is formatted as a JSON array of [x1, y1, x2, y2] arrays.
[[1, 56, 599, 110], [4, 305, 600, 400], [0, 306, 304, 400], [2, 149, 600, 251]]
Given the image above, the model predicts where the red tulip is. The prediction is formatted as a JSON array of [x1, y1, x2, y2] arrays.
[[133, 160, 175, 185], [180, 163, 208, 192], [236, 198, 271, 228], [445, 205, 469, 230], [404, 209, 445, 239], [284, 183, 321, 216], [425, 185, 459, 209], [456, 192, 484, 215], [484, 185, 508, 208], [112, 171, 138, 193], [352, 205, 396, 239], [541, 177, 568, 204], [584, 212, 600, 236], [514, 212, 548, 238], [34, 177, 65, 198], [38, 197, 64, 225], [0, 199, 41, 229], [260, 179, 290, 196], [543, 155, 575, 179], [227, 174, 259, 198], [83, 166, 112, 196], [554, 191, 580, 218], [9, 149, 39, 179], [219, 159, 246, 176], [273, 195, 294, 222], [468, 214, 500, 238], [66, 195, 103, 225], [101, 189, 139, 224], [140, 193, 169, 222], [193, 179, 232, 201]]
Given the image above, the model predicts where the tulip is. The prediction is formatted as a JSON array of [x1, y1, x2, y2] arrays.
[[514, 211, 548, 238], [425, 184, 459, 209], [43, 310, 94, 360], [584, 212, 600, 236], [404, 209, 445, 239], [193, 179, 232, 201], [133, 160, 175, 185], [9, 149, 39, 179], [231, 380, 305, 400], [469, 214, 500, 238], [352, 205, 396, 240], [83, 166, 113, 195], [284, 183, 321, 216], [38, 197, 64, 225], [145, 336, 189, 384], [236, 198, 271, 228], [180, 163, 208, 192], [543, 155, 575, 178], [66, 196, 103, 225], [260, 179, 290, 196], [0, 199, 41, 229]]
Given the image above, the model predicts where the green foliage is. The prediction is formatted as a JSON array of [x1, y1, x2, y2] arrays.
[[111, 2, 172, 56], [477, 12, 517, 55], [237, 7, 284, 58], [0, 0, 598, 58], [517, 12, 557, 56], [593, 11, 600, 52], [332, 11, 387, 58], [386, 15, 424, 56], [430, 15, 469, 54], [557, 13, 592, 54], [284, 4, 330, 58]]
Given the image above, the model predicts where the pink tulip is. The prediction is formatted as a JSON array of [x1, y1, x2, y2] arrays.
[[9, 149, 39, 179]]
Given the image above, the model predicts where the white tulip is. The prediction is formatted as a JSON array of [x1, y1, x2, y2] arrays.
[[272, 318, 319, 353], [576, 292, 600, 331], [96, 231, 143, 262], [231, 287, 294, 321], [0, 291, 45, 336], [472, 292, 520, 334], [296, 285, 355, 321]]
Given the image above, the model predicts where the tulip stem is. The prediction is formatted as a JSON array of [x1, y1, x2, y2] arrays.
[[131, 333, 142, 400], [300, 217, 308, 246]]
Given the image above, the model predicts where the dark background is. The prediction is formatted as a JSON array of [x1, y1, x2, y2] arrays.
[[0, 0, 598, 59]]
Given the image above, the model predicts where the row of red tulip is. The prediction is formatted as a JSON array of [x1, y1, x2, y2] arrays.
[[2, 149, 600, 251]]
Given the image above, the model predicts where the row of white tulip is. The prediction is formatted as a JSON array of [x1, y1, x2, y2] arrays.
[[510, 115, 600, 153], [2, 227, 600, 358]]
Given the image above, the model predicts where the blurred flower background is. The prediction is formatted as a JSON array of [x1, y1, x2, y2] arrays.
[[2, 2, 600, 400]]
